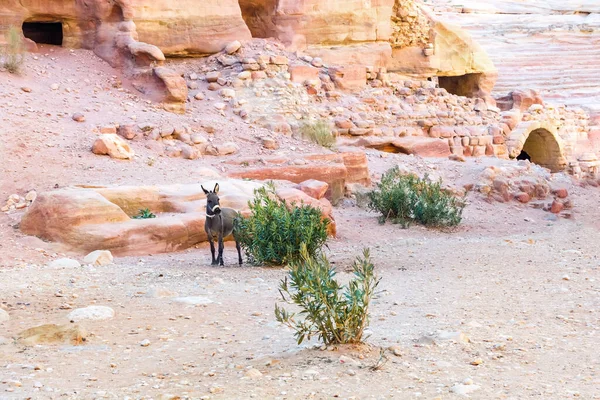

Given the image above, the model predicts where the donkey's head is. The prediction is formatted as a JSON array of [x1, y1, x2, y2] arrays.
[[202, 183, 221, 216]]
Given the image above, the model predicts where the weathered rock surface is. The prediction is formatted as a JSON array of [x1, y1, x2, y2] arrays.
[[431, 0, 600, 119], [20, 179, 336, 256], [228, 152, 370, 203], [298, 179, 329, 200], [133, 0, 251, 56], [343, 136, 452, 157]]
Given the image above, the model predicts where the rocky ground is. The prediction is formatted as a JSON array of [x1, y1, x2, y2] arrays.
[[1, 46, 600, 399]]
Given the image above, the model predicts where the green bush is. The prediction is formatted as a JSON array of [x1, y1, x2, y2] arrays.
[[1, 26, 24, 74], [275, 245, 380, 345], [368, 166, 465, 228], [132, 208, 156, 219], [300, 120, 335, 149], [234, 185, 329, 265]]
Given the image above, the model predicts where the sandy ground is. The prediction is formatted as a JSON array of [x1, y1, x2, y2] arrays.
[[1, 47, 599, 399]]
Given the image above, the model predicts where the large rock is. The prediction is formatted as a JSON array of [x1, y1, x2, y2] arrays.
[[19, 179, 335, 256], [154, 67, 188, 108], [298, 180, 329, 200], [343, 136, 452, 157], [68, 306, 115, 322], [83, 250, 114, 266], [92, 134, 135, 160], [20, 189, 131, 244], [228, 152, 370, 203]]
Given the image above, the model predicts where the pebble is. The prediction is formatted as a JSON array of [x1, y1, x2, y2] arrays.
[[194, 92, 205, 100], [388, 345, 402, 356], [72, 113, 86, 122], [50, 83, 60, 90], [25, 190, 37, 202], [244, 368, 263, 379], [224, 40, 242, 55], [140, 339, 151, 347]]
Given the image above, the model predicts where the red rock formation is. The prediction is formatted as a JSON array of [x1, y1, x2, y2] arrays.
[[20, 180, 336, 256]]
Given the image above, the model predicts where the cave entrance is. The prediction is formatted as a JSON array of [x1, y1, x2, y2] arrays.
[[22, 22, 63, 46], [519, 128, 566, 172], [438, 73, 482, 97], [238, 0, 277, 38]]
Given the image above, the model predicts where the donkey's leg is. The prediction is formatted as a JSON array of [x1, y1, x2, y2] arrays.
[[218, 234, 225, 266], [208, 236, 217, 265], [235, 240, 242, 265]]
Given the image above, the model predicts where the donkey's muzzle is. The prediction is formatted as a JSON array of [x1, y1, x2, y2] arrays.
[[211, 205, 221, 214]]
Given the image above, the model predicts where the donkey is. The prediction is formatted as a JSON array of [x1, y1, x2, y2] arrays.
[[202, 183, 243, 266]]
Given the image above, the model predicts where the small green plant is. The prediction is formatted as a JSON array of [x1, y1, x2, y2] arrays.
[[275, 245, 380, 345], [300, 120, 335, 148], [234, 184, 329, 265], [1, 26, 25, 74], [132, 208, 156, 219], [368, 166, 465, 228]]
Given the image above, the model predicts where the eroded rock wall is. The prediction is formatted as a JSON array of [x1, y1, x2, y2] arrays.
[[133, 0, 251, 56]]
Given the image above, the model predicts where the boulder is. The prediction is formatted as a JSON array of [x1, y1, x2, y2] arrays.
[[92, 134, 135, 159], [298, 180, 329, 200], [153, 67, 189, 104], [20, 189, 131, 244], [127, 42, 166, 66], [83, 250, 114, 266], [68, 306, 115, 322]]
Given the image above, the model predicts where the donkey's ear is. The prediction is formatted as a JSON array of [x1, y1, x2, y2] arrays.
[[201, 185, 209, 195], [213, 183, 220, 194]]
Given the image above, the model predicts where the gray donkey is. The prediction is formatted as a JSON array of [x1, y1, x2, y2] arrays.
[[202, 183, 243, 266]]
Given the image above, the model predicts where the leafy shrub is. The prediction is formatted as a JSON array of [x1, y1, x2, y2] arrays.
[[275, 245, 380, 345], [132, 208, 156, 219], [300, 120, 335, 148], [368, 166, 465, 228], [1, 26, 24, 74], [234, 185, 329, 265]]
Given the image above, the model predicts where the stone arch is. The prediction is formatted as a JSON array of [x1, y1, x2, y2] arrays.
[[507, 122, 567, 172]]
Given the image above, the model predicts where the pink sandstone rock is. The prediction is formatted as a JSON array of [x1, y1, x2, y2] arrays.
[[298, 180, 329, 200], [20, 180, 336, 256], [92, 134, 135, 160], [289, 65, 320, 83]]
